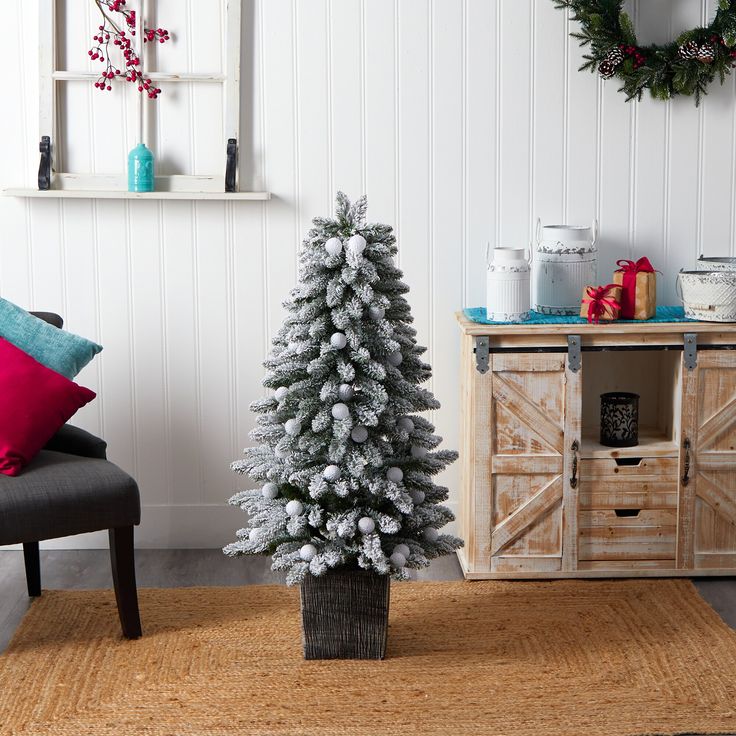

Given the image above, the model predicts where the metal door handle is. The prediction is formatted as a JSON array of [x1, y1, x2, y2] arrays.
[[682, 438, 691, 487], [570, 439, 579, 489]]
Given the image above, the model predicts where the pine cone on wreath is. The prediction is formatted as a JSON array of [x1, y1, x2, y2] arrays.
[[697, 43, 715, 63], [598, 59, 616, 79], [605, 46, 625, 67], [678, 40, 701, 60], [598, 46, 624, 79]]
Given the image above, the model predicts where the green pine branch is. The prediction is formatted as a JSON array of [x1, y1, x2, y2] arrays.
[[552, 0, 736, 105]]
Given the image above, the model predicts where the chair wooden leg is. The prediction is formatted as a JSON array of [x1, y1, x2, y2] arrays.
[[22, 542, 41, 597], [109, 526, 142, 639]]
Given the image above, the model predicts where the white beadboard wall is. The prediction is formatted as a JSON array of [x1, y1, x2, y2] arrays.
[[1, 0, 735, 549]]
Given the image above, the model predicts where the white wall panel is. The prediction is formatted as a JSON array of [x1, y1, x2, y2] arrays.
[[363, 0, 397, 227], [431, 0, 463, 469], [498, 0, 532, 246], [295, 0, 331, 239], [464, 0, 496, 308], [565, 21, 599, 225], [261, 0, 298, 330], [397, 0, 431, 347], [194, 202, 234, 505], [2, 0, 736, 548], [330, 0, 364, 198], [94, 201, 137, 476], [533, 0, 566, 228], [161, 201, 201, 507], [128, 200, 168, 505]]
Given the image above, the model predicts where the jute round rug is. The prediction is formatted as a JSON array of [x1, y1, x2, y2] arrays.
[[0, 579, 735, 735]]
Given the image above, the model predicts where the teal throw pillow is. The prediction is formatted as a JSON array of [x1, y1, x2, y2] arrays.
[[0, 298, 102, 379]]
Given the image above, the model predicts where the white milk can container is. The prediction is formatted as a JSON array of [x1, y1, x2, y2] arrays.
[[533, 220, 598, 315], [486, 246, 531, 322]]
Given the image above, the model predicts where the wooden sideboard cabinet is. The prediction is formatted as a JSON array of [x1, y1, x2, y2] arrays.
[[456, 312, 736, 579]]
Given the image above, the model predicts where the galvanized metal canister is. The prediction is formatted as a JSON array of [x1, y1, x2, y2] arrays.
[[486, 246, 531, 322], [533, 220, 598, 315]]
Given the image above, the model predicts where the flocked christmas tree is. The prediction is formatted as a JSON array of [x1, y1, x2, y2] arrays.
[[224, 193, 462, 584]]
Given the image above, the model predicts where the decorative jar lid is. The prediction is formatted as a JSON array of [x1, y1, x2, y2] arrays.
[[540, 224, 594, 242]]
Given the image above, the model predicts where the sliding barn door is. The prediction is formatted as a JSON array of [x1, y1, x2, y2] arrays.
[[489, 353, 581, 573], [679, 351, 736, 570]]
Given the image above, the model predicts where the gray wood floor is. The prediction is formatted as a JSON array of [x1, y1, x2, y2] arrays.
[[1, 550, 736, 655]]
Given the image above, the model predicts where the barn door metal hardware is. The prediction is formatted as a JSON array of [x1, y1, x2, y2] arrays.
[[38, 136, 51, 191], [225, 138, 237, 192], [474, 336, 490, 374], [683, 333, 697, 370], [567, 335, 581, 373]]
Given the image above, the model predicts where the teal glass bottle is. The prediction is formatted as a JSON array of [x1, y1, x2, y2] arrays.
[[128, 143, 154, 192]]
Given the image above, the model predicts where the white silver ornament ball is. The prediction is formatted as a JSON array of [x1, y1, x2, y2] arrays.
[[397, 416, 415, 432], [275, 445, 288, 459], [423, 527, 439, 543], [351, 425, 369, 443], [248, 528, 262, 542], [411, 444, 427, 458], [332, 402, 350, 420], [325, 237, 343, 256], [410, 489, 425, 505], [300, 543, 317, 562], [347, 234, 367, 255], [330, 332, 348, 350], [285, 499, 304, 516], [358, 516, 376, 534], [262, 482, 279, 499], [337, 383, 354, 401], [390, 551, 407, 568], [323, 464, 342, 482], [285, 418, 301, 436], [274, 386, 289, 402], [368, 306, 385, 321], [393, 543, 410, 559], [387, 350, 403, 367], [387, 466, 404, 483]]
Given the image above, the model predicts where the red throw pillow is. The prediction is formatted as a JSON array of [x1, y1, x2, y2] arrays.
[[0, 337, 96, 476]]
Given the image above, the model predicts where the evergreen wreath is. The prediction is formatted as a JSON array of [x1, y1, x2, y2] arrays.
[[555, 0, 736, 104]]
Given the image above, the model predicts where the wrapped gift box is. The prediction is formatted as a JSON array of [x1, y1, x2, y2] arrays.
[[613, 258, 657, 320], [580, 284, 622, 323]]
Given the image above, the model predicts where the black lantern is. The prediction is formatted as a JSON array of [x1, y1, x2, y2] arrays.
[[600, 392, 639, 447]]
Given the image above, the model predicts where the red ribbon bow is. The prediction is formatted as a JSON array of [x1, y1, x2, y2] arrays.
[[615, 257, 657, 318], [615, 257, 656, 275], [582, 284, 621, 324]]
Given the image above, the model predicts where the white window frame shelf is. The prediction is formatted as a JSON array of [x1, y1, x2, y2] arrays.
[[17, 0, 269, 201], [2, 188, 270, 201]]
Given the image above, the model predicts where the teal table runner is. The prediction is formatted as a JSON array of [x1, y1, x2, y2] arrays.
[[463, 305, 691, 326]]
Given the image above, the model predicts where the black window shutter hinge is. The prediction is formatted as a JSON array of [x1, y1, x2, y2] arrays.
[[38, 136, 51, 191], [225, 138, 237, 193]]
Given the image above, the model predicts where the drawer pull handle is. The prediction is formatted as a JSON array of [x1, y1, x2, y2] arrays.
[[614, 509, 641, 518], [570, 439, 579, 489], [615, 457, 643, 467], [682, 438, 691, 487]]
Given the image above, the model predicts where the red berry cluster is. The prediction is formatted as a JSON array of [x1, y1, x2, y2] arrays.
[[619, 43, 646, 69], [144, 28, 170, 44], [88, 0, 169, 99], [709, 33, 736, 61]]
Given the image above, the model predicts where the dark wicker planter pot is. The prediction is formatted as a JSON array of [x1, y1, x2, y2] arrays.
[[600, 391, 640, 448], [300, 568, 390, 660]]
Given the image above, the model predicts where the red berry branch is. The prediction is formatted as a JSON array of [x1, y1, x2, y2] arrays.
[[619, 44, 646, 70], [88, 0, 170, 99]]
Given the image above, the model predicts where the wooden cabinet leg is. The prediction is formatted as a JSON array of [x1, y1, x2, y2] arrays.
[[22, 542, 41, 597], [109, 526, 142, 639]]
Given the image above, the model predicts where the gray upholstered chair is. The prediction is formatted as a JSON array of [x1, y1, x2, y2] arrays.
[[0, 312, 142, 638]]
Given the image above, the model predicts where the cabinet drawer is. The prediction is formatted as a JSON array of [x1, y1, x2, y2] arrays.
[[581, 457, 678, 478], [579, 509, 677, 561], [579, 458, 678, 509]]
